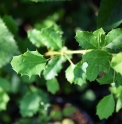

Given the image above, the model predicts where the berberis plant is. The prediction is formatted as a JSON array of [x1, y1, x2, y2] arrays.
[[11, 8, 122, 122], [11, 25, 122, 119], [1, 0, 122, 123]]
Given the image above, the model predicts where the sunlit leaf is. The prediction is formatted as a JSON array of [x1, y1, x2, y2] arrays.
[[93, 28, 106, 47], [11, 50, 47, 78], [31, 27, 63, 50], [74, 62, 88, 86], [116, 98, 122, 112], [43, 56, 66, 80], [104, 28, 122, 51], [111, 52, 122, 75], [75, 30, 97, 49], [65, 64, 75, 84], [0, 87, 10, 111], [28, 29, 45, 47]]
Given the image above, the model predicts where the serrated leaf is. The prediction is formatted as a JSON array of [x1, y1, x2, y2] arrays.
[[43, 56, 66, 80], [0, 87, 10, 111], [93, 28, 106, 47], [97, 0, 122, 31], [104, 28, 122, 51], [96, 74, 113, 85], [111, 52, 122, 75], [65, 64, 75, 84], [74, 62, 88, 86], [0, 78, 10, 91], [20, 92, 41, 117], [39, 27, 63, 50], [83, 50, 112, 81], [0, 18, 19, 68], [34, 19, 63, 34], [11, 50, 47, 78], [75, 30, 97, 49], [86, 64, 99, 82], [28, 29, 45, 47], [46, 78, 59, 94], [2, 15, 18, 35], [96, 94, 115, 119]]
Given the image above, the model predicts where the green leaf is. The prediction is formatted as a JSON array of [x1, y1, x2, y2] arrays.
[[38, 27, 62, 50], [97, 0, 122, 31], [20, 92, 41, 117], [116, 73, 122, 85], [46, 78, 59, 94], [96, 74, 113, 85], [43, 56, 66, 80], [65, 64, 75, 84], [93, 28, 106, 47], [50, 109, 62, 120], [28, 29, 45, 47], [83, 50, 112, 81], [74, 62, 88, 86], [63, 106, 76, 117], [2, 15, 18, 35], [104, 28, 122, 51], [116, 98, 122, 112], [11, 50, 47, 78], [0, 18, 19, 68], [0, 87, 10, 111], [34, 19, 62, 34], [96, 94, 115, 119], [111, 52, 122, 75], [75, 30, 97, 49], [0, 78, 10, 91]]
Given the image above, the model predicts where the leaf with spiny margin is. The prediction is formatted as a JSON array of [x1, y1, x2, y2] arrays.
[[96, 74, 113, 85], [20, 92, 41, 117], [43, 56, 66, 80], [46, 78, 60, 94], [111, 52, 122, 75], [2, 15, 18, 35], [37, 27, 62, 50], [28, 29, 45, 47], [65, 64, 75, 84], [83, 50, 112, 81], [75, 30, 97, 49], [0, 18, 19, 68], [104, 29, 122, 51], [74, 62, 88, 86], [0, 78, 10, 91], [0, 87, 10, 111], [34, 19, 63, 34], [93, 28, 106, 47], [96, 94, 115, 119], [11, 50, 47, 78]]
